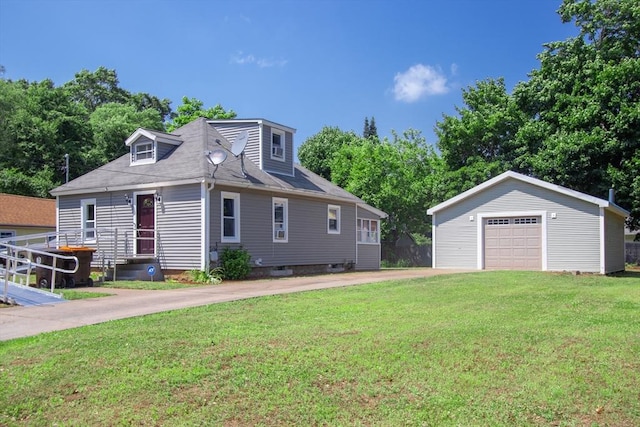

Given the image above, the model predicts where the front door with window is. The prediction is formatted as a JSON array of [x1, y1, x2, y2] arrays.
[[137, 194, 155, 255]]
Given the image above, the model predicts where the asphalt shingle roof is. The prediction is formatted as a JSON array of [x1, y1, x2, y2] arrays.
[[50, 118, 385, 216], [0, 193, 56, 228]]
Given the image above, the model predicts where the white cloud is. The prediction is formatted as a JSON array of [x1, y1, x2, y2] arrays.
[[393, 64, 450, 102], [231, 51, 288, 68]]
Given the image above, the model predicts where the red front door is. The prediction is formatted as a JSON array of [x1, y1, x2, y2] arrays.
[[137, 194, 155, 255]]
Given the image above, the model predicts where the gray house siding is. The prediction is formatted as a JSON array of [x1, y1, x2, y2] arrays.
[[210, 122, 262, 167], [209, 187, 356, 267], [57, 192, 133, 266], [604, 211, 625, 273], [356, 206, 381, 270], [156, 184, 202, 270], [433, 179, 602, 272], [157, 142, 176, 160], [261, 125, 294, 176]]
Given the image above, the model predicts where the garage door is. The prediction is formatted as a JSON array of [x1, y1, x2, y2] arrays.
[[484, 217, 541, 270]]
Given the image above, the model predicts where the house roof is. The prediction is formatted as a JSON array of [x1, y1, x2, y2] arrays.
[[50, 118, 386, 218], [0, 193, 56, 228], [426, 170, 629, 218]]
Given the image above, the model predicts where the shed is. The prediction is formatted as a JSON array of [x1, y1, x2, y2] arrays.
[[426, 171, 628, 274]]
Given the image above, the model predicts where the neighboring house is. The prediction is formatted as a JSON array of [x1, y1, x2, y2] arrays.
[[427, 171, 628, 274], [50, 118, 386, 275], [625, 227, 638, 242], [0, 193, 56, 241]]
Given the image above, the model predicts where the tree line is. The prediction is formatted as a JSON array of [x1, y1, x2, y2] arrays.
[[299, 0, 639, 241], [0, 67, 235, 197]]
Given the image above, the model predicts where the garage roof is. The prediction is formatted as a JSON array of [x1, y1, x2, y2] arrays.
[[427, 171, 629, 218]]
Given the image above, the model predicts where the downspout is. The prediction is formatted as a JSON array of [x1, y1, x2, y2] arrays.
[[599, 207, 606, 274], [354, 202, 358, 267]]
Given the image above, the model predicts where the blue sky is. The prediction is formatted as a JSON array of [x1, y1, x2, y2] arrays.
[[0, 0, 578, 156]]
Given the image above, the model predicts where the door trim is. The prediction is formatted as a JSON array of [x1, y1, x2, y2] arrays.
[[477, 211, 547, 270], [133, 191, 158, 256]]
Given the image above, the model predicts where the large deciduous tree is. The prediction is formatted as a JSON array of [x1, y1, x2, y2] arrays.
[[298, 126, 362, 181], [330, 130, 439, 243]]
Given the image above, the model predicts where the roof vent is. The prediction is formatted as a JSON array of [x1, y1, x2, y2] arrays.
[[608, 188, 615, 204]]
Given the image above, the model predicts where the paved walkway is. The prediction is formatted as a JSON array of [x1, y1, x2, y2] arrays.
[[0, 268, 469, 341]]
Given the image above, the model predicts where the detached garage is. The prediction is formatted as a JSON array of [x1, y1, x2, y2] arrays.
[[427, 171, 629, 274]]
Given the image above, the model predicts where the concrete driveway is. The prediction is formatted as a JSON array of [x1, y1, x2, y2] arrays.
[[0, 268, 470, 341]]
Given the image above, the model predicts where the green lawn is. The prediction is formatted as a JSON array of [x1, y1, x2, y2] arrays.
[[1, 271, 639, 426]]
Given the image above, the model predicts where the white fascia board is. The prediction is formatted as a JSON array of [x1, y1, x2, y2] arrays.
[[207, 119, 296, 134], [427, 170, 630, 216], [125, 128, 182, 147], [50, 178, 205, 197]]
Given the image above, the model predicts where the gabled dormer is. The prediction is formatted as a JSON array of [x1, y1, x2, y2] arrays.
[[208, 119, 296, 177], [125, 128, 183, 166]]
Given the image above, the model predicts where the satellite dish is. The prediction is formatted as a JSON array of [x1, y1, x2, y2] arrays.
[[230, 131, 249, 178], [207, 149, 227, 165], [204, 149, 228, 178], [231, 131, 249, 157]]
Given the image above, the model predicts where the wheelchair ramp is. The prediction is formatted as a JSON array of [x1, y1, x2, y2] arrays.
[[1, 280, 66, 307]]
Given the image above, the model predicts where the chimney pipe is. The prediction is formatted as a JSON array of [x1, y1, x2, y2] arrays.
[[608, 188, 615, 204]]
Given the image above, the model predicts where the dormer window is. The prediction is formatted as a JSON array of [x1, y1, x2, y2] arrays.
[[125, 128, 183, 167], [271, 129, 285, 161], [132, 141, 155, 164]]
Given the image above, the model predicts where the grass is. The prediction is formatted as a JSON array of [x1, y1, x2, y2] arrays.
[[1, 271, 639, 426], [53, 289, 113, 300]]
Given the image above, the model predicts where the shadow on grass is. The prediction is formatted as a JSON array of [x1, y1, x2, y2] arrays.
[[610, 270, 640, 279]]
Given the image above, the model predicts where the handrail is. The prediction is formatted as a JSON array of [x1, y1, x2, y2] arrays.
[[1, 242, 79, 301]]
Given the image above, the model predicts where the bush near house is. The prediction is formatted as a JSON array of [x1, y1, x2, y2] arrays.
[[219, 247, 251, 280]]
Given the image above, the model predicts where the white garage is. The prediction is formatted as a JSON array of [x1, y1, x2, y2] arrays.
[[427, 171, 628, 274]]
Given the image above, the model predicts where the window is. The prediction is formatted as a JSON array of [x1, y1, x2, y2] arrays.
[[487, 218, 510, 226], [81, 199, 96, 242], [514, 217, 538, 225], [357, 218, 379, 244], [271, 130, 285, 161], [132, 141, 154, 164], [273, 198, 288, 242], [328, 205, 341, 234], [221, 192, 240, 242]]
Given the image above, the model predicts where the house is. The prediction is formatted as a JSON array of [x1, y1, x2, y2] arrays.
[[426, 171, 628, 274], [50, 118, 386, 277], [0, 193, 56, 242]]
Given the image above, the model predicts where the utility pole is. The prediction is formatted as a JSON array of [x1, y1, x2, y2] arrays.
[[64, 153, 69, 183]]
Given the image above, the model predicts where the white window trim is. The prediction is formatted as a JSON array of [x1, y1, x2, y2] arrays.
[[328, 205, 341, 234], [476, 211, 547, 271], [81, 198, 97, 243], [270, 129, 285, 162], [221, 192, 240, 243], [357, 218, 379, 244], [131, 140, 156, 165], [273, 197, 288, 243]]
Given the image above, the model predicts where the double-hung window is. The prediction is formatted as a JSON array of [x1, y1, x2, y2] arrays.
[[273, 197, 288, 242], [271, 130, 285, 161], [132, 141, 154, 164], [221, 192, 240, 243], [357, 218, 379, 244], [328, 205, 340, 234], [81, 198, 96, 242]]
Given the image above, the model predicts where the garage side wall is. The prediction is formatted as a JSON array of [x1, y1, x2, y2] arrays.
[[432, 180, 602, 271], [604, 211, 625, 273]]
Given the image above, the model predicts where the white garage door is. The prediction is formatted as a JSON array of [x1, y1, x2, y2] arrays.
[[484, 217, 541, 270]]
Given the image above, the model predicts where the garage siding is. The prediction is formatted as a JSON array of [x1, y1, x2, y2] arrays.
[[432, 180, 602, 272], [604, 211, 625, 273]]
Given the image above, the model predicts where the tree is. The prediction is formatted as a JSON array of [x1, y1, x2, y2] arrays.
[[515, 0, 640, 228], [166, 97, 236, 132], [331, 129, 439, 243], [82, 103, 164, 173], [63, 67, 172, 121], [298, 126, 362, 181], [363, 116, 379, 140]]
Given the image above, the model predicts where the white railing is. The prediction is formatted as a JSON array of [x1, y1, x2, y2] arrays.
[[1, 242, 79, 302]]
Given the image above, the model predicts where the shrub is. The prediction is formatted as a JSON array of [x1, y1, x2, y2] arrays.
[[220, 247, 251, 280], [189, 267, 223, 285]]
